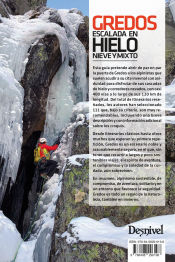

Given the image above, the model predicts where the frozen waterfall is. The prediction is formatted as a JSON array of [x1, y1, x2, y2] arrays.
[[43, 60, 74, 144], [44, 9, 88, 144], [0, 9, 75, 203], [0, 58, 23, 204]]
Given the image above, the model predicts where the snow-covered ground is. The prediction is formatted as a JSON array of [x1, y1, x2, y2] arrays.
[[62, 215, 175, 255], [15, 240, 36, 262], [165, 115, 175, 124], [2, 207, 175, 261], [0, 211, 22, 262]]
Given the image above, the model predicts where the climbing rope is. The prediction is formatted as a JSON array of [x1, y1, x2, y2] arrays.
[[11, 168, 47, 262]]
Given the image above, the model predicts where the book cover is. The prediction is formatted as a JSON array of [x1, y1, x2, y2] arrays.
[[0, 0, 173, 261]]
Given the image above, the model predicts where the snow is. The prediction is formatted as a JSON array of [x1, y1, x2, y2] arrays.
[[0, 211, 22, 262], [166, 115, 175, 124], [51, 122, 77, 168], [33, 173, 62, 233], [16, 240, 36, 262], [72, 102, 89, 118], [58, 9, 83, 35], [165, 84, 175, 109], [63, 215, 175, 255], [68, 154, 90, 166]]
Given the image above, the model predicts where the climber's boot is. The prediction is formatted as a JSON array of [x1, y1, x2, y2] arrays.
[[55, 167, 59, 174]]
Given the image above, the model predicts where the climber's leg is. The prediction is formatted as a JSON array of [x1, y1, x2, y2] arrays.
[[38, 158, 47, 173], [44, 160, 57, 178], [34, 160, 46, 190]]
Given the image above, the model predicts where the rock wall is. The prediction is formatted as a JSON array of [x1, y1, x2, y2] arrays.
[[0, 0, 47, 16], [22, 34, 62, 144], [53, 239, 127, 262], [0, 1, 11, 18], [166, 124, 175, 160]]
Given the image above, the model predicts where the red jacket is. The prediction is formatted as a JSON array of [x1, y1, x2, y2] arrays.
[[38, 143, 58, 158]]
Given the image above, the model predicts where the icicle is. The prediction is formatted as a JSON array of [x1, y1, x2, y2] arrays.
[[44, 59, 74, 144], [0, 60, 23, 186]]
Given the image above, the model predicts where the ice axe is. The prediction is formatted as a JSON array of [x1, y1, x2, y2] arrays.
[[54, 131, 65, 145]]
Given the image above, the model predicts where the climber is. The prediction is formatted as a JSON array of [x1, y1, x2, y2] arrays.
[[34, 137, 59, 179]]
